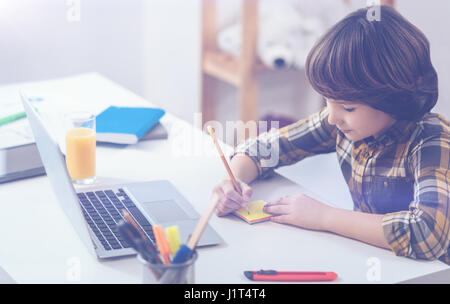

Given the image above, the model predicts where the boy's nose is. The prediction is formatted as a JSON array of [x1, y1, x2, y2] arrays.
[[327, 110, 340, 126]]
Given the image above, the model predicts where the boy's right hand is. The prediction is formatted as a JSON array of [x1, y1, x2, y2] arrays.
[[213, 179, 253, 217]]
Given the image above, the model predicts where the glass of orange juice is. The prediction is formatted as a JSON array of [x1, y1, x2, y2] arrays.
[[65, 111, 96, 184]]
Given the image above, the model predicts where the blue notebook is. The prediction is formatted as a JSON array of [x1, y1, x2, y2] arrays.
[[96, 106, 165, 144]]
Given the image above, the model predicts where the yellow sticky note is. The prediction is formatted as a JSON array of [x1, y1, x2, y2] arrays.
[[234, 200, 272, 224]]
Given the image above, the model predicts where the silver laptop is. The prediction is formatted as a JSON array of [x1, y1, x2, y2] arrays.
[[21, 93, 223, 259]]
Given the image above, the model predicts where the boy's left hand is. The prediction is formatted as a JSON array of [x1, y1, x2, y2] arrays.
[[263, 194, 332, 231]]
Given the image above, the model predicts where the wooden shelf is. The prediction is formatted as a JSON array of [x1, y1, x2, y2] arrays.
[[200, 0, 260, 127], [203, 50, 267, 87], [203, 51, 240, 86]]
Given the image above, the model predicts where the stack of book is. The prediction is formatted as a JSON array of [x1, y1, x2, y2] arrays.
[[95, 106, 167, 144]]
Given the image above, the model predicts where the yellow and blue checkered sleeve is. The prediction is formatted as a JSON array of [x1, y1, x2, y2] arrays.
[[382, 132, 450, 264], [232, 107, 337, 179]]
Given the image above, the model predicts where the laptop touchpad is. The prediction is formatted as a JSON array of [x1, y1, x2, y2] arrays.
[[142, 200, 190, 223]]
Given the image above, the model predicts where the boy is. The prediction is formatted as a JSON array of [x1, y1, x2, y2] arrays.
[[211, 6, 450, 264]]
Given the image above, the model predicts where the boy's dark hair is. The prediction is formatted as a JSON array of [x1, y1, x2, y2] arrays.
[[305, 6, 438, 121]]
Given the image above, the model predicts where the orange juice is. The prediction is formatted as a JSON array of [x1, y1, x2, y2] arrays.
[[66, 127, 96, 181]]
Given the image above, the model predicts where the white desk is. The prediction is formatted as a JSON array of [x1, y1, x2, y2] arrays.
[[0, 73, 448, 283]]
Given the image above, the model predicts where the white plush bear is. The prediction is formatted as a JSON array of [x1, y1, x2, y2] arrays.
[[217, 0, 351, 70]]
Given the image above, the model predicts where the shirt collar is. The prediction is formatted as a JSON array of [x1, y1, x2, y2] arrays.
[[363, 120, 414, 148]]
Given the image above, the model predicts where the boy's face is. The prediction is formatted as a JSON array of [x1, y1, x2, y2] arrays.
[[326, 99, 397, 142]]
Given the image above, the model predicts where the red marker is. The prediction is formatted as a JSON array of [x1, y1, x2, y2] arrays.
[[244, 270, 338, 282]]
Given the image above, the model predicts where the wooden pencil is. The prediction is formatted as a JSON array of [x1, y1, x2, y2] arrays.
[[207, 126, 249, 214]]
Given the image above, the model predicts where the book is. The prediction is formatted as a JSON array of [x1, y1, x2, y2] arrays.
[[140, 122, 168, 141], [0, 98, 45, 183], [95, 106, 165, 144], [234, 200, 272, 224], [0, 143, 45, 183]]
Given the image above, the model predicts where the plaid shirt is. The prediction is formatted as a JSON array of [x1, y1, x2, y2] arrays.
[[233, 107, 450, 265]]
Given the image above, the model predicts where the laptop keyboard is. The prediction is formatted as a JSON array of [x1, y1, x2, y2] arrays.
[[77, 188, 155, 251]]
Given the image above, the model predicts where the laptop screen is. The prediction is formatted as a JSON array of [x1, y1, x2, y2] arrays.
[[20, 92, 96, 257]]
